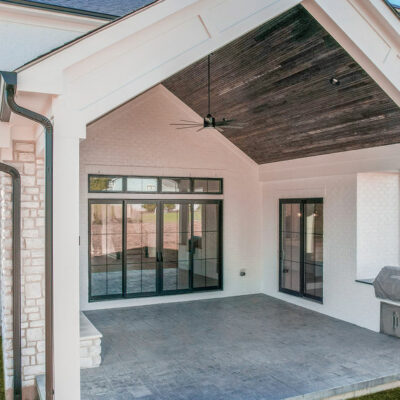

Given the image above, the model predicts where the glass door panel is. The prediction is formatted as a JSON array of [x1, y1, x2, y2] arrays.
[[89, 202, 123, 298], [162, 203, 191, 291], [89, 199, 222, 301], [280, 202, 301, 293], [193, 203, 220, 288], [304, 202, 323, 300], [126, 202, 157, 295]]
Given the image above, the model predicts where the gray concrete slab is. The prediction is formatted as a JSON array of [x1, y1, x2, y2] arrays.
[[81, 294, 400, 400]]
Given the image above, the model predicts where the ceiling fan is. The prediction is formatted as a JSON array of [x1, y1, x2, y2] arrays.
[[171, 55, 246, 133]]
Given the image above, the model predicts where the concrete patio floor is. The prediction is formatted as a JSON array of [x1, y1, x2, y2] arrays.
[[81, 294, 400, 400]]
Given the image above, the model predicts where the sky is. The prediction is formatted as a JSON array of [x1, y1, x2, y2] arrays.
[[388, 0, 400, 7]]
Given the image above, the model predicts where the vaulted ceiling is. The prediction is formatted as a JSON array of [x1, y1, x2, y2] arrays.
[[163, 5, 400, 164]]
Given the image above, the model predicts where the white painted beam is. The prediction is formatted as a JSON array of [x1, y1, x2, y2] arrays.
[[52, 102, 81, 400], [69, 0, 301, 124]]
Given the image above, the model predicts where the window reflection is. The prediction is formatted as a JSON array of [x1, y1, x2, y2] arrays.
[[280, 200, 323, 301], [90, 202, 123, 297]]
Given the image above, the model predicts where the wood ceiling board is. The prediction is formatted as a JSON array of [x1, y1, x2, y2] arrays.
[[163, 5, 400, 164]]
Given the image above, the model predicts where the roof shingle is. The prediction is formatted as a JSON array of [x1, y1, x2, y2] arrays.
[[3, 0, 156, 17]]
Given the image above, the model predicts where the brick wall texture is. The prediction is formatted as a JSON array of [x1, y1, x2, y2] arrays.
[[1, 140, 45, 399]]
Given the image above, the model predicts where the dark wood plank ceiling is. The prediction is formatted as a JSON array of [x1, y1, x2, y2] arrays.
[[163, 5, 400, 164]]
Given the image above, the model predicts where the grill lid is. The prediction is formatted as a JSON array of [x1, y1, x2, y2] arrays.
[[373, 266, 400, 302]]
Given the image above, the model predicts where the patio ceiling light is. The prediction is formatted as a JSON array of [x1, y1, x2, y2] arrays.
[[330, 77, 341, 86]]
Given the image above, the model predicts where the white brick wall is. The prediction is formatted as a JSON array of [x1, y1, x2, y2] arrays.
[[79, 84, 263, 311], [0, 141, 45, 399], [357, 172, 400, 279]]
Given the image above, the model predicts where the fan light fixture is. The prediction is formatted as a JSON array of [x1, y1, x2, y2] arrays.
[[170, 55, 246, 133]]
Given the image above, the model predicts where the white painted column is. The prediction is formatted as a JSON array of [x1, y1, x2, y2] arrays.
[[52, 98, 84, 400]]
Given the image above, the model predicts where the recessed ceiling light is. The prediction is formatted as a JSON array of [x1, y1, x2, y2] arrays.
[[330, 77, 340, 86]]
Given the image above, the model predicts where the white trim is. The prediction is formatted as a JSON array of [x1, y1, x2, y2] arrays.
[[259, 143, 400, 182]]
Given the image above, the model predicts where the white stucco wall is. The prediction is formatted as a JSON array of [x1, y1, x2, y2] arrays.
[[357, 172, 400, 279], [79, 84, 262, 311]]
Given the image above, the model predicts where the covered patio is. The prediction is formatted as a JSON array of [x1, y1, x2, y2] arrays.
[[81, 295, 400, 400], [1, 0, 400, 398]]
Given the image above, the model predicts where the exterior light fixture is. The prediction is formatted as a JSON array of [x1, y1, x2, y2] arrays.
[[330, 77, 340, 86]]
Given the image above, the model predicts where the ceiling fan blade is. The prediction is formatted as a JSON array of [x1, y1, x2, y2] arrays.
[[196, 127, 206, 132], [215, 127, 224, 133], [180, 119, 202, 123]]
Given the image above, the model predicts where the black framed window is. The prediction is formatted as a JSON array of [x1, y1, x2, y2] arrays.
[[279, 198, 323, 302], [89, 175, 124, 193], [126, 177, 158, 193], [193, 178, 222, 194], [88, 199, 223, 301], [161, 178, 191, 193], [89, 174, 223, 194]]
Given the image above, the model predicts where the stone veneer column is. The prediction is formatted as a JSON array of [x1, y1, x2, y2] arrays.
[[0, 140, 45, 400]]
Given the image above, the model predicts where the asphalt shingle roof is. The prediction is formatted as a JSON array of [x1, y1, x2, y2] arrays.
[[5, 0, 157, 17]]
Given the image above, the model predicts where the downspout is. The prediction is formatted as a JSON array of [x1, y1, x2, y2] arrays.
[[0, 163, 21, 400], [0, 71, 54, 400]]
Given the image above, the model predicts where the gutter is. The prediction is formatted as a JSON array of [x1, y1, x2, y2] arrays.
[[0, 162, 21, 400], [0, 71, 54, 400]]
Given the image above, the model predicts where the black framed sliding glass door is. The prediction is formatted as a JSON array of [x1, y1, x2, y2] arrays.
[[89, 199, 222, 301], [89, 201, 124, 299], [279, 198, 323, 302], [161, 202, 192, 292], [125, 201, 158, 296]]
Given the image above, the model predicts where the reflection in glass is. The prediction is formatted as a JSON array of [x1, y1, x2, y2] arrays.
[[91, 265, 106, 296], [161, 178, 191, 193], [163, 203, 191, 291], [193, 179, 222, 193], [281, 261, 300, 292], [90, 200, 222, 299], [304, 202, 323, 299], [207, 180, 221, 193], [193, 260, 206, 288], [89, 202, 123, 297], [127, 177, 157, 192], [89, 176, 123, 192], [280, 203, 302, 294], [126, 203, 157, 294], [206, 259, 219, 287], [193, 179, 208, 193], [192, 203, 220, 289]]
